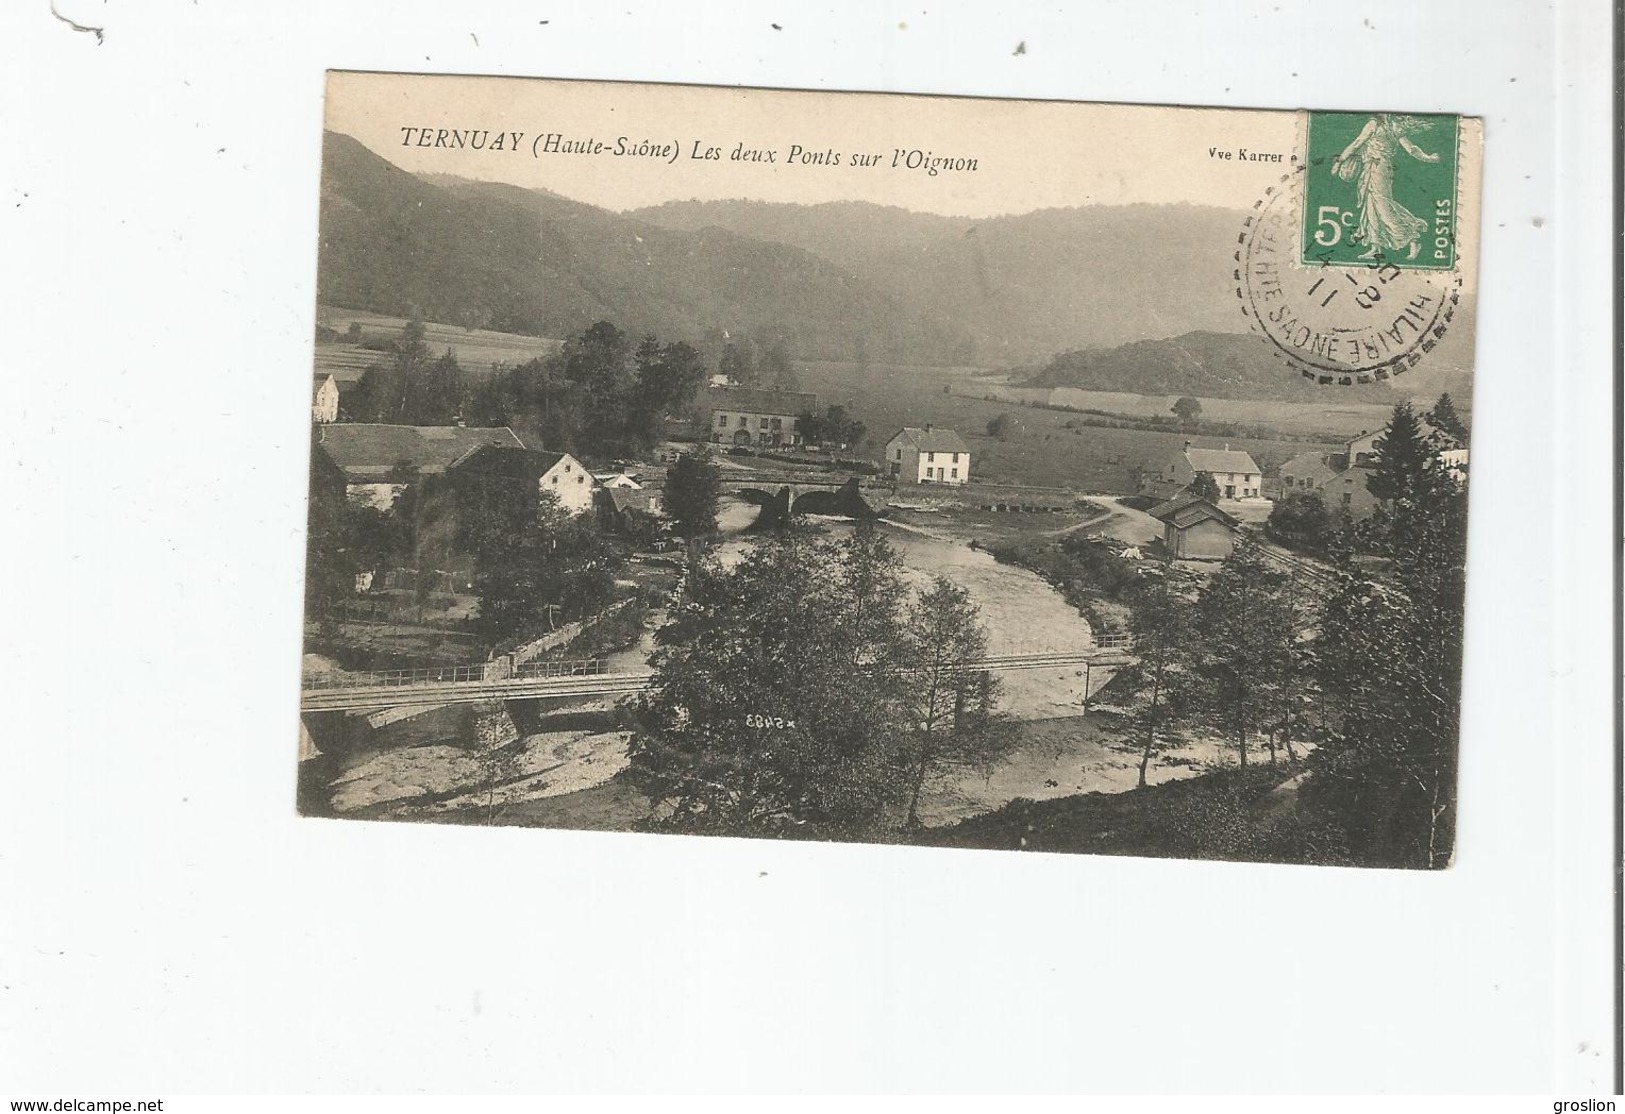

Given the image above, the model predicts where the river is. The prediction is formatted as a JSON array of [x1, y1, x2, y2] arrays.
[[324, 500, 1146, 828]]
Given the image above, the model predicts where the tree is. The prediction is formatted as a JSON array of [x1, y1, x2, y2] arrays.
[[470, 488, 625, 650], [836, 520, 910, 665], [798, 404, 866, 449], [823, 404, 866, 449], [1187, 546, 1296, 768], [345, 362, 386, 422], [560, 320, 634, 455], [1365, 402, 1437, 505], [407, 347, 463, 425], [1305, 447, 1467, 868], [470, 701, 520, 825], [1119, 562, 1194, 786], [664, 446, 722, 538], [303, 450, 355, 626], [1426, 392, 1468, 444], [900, 577, 997, 826], [795, 408, 827, 446], [1171, 396, 1203, 428], [1265, 491, 1333, 554], [389, 316, 433, 421], [719, 339, 757, 387], [339, 316, 434, 423], [986, 412, 1016, 441], [629, 528, 913, 835], [760, 340, 799, 391], [1188, 471, 1221, 503], [469, 322, 707, 461]]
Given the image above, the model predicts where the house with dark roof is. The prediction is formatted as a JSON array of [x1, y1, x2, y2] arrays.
[[314, 423, 527, 509], [1278, 419, 1468, 521], [447, 444, 599, 517], [1279, 450, 1343, 496], [1147, 490, 1240, 560], [885, 425, 971, 485], [706, 386, 819, 447]]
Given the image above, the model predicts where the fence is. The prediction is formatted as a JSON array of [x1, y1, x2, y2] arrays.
[[301, 663, 490, 691]]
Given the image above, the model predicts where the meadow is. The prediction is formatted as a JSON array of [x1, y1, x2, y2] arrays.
[[953, 378, 1398, 441], [314, 306, 564, 382], [794, 360, 1344, 493]]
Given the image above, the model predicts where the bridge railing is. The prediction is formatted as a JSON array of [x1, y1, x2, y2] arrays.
[[302, 644, 1137, 696], [301, 657, 618, 691], [511, 657, 613, 680], [301, 663, 490, 691]]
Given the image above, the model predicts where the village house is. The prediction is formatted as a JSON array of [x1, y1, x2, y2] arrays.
[[1147, 490, 1241, 560], [592, 470, 662, 516], [313, 423, 527, 509], [1150, 441, 1262, 501], [312, 374, 339, 424], [706, 386, 818, 447], [1278, 419, 1468, 521], [885, 425, 971, 485], [448, 444, 599, 517]]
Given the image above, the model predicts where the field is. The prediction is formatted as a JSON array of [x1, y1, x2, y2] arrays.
[[954, 378, 1398, 440], [794, 360, 1344, 493], [314, 306, 564, 382]]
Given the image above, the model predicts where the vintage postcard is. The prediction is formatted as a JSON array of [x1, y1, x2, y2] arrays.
[[298, 72, 1481, 869]]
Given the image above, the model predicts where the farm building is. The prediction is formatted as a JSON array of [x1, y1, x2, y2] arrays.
[[706, 386, 818, 447], [447, 444, 599, 517], [1147, 490, 1240, 560], [1278, 419, 1467, 521], [314, 423, 527, 509], [1151, 441, 1262, 500], [312, 374, 339, 424], [886, 425, 971, 485], [1279, 450, 1341, 494], [1343, 420, 1469, 484]]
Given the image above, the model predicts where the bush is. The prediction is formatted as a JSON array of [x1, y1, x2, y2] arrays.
[[1265, 491, 1333, 555]]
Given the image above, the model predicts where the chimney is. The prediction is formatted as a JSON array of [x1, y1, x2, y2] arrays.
[[925, 423, 934, 433], [1183, 439, 1192, 452], [1223, 442, 1230, 451]]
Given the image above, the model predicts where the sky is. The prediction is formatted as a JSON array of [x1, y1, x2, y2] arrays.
[[325, 71, 1323, 219]]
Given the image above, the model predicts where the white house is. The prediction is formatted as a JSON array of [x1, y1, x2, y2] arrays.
[[532, 451, 599, 515], [886, 426, 971, 485], [312, 374, 339, 424], [1156, 442, 1262, 500]]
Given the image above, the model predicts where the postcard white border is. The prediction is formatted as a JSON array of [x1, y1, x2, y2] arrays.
[[1, 0, 1614, 1094]]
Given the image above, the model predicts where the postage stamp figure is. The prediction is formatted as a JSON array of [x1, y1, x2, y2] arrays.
[[1301, 112, 1460, 270]]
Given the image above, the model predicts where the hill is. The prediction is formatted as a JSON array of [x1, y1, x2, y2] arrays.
[[631, 199, 1252, 362], [316, 133, 974, 364], [1020, 330, 1401, 402]]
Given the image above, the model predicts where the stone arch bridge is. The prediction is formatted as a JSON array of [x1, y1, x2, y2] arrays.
[[728, 474, 892, 527]]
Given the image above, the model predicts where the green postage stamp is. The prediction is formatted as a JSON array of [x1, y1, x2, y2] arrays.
[[1301, 112, 1460, 271]]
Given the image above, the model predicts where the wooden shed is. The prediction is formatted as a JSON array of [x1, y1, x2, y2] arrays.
[[1147, 491, 1241, 560]]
